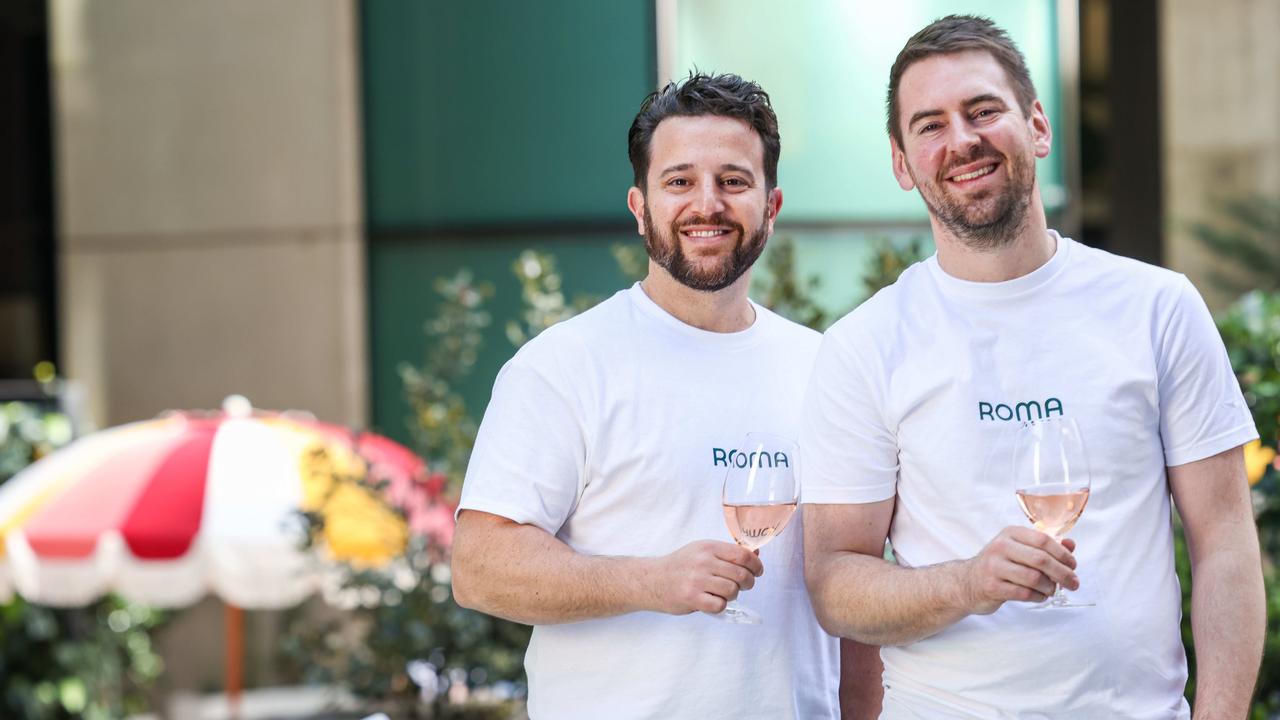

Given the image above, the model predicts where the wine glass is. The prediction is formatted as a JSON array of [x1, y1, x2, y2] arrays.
[[1011, 416, 1093, 609], [718, 432, 800, 624]]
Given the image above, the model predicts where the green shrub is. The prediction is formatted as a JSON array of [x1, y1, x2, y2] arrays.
[[0, 384, 165, 719]]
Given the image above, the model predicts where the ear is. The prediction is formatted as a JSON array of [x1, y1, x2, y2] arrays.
[[765, 187, 783, 234], [626, 186, 647, 235], [890, 136, 915, 191], [1028, 99, 1052, 159]]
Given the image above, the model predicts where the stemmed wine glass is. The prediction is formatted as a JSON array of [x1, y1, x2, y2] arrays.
[[718, 432, 800, 625], [1011, 416, 1093, 609]]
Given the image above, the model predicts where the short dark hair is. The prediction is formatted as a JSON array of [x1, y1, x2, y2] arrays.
[[886, 15, 1038, 147], [628, 72, 780, 192]]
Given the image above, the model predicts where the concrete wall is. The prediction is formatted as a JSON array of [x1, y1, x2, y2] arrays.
[[48, 0, 366, 703], [1162, 0, 1280, 310], [51, 0, 367, 430]]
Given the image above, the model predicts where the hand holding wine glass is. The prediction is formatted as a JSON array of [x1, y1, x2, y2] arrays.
[[960, 527, 1078, 615], [642, 540, 762, 616], [1012, 416, 1093, 609], [718, 432, 800, 625]]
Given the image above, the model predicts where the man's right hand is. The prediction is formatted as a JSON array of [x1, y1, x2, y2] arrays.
[[959, 526, 1079, 615], [644, 540, 765, 615], [453, 513, 766, 625]]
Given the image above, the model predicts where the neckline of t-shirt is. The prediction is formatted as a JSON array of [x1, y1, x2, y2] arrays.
[[626, 282, 769, 350], [926, 230, 1074, 302]]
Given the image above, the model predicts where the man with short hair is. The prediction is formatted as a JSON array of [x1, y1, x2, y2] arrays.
[[802, 15, 1264, 719], [451, 73, 840, 719]]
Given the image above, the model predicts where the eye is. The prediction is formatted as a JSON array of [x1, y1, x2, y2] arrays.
[[721, 177, 749, 189], [974, 108, 998, 120], [666, 177, 690, 188], [918, 122, 941, 135]]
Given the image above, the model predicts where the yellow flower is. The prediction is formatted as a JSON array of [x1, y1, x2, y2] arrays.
[[298, 438, 409, 565], [1244, 439, 1276, 486], [321, 482, 409, 566]]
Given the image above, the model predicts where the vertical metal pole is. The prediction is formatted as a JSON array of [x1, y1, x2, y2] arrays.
[[225, 602, 244, 720]]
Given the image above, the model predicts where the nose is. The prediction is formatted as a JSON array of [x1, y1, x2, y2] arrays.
[[691, 178, 727, 216], [945, 117, 981, 155]]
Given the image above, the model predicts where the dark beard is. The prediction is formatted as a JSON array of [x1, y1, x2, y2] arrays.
[[643, 205, 768, 292], [918, 144, 1035, 250]]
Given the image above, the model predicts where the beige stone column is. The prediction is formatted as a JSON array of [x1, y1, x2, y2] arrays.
[[48, 0, 367, 702], [50, 0, 367, 429], [1162, 0, 1280, 311]]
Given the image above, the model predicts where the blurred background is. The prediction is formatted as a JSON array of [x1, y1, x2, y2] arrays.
[[1, 0, 1278, 718]]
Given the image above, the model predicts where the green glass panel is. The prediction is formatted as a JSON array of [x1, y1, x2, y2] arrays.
[[362, 0, 655, 229], [672, 0, 1065, 220], [766, 227, 937, 313]]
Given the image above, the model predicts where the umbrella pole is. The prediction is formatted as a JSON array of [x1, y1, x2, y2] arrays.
[[225, 602, 244, 720]]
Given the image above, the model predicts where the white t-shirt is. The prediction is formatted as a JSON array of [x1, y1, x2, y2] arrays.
[[460, 283, 840, 720], [801, 233, 1257, 719]]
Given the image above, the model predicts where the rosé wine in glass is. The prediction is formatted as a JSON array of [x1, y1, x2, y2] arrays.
[[717, 433, 800, 625]]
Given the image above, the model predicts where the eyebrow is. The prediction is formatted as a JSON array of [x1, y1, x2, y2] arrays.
[[721, 164, 757, 182], [658, 163, 694, 176], [907, 94, 1009, 130], [658, 163, 758, 183]]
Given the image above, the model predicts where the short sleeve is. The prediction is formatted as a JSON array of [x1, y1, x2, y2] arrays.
[[1156, 276, 1258, 466], [457, 351, 587, 534], [799, 324, 900, 504]]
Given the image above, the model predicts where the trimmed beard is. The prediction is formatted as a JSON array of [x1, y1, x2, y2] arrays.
[[914, 141, 1036, 250], [642, 204, 769, 292]]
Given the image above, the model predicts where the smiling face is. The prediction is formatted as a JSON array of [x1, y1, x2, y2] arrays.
[[627, 115, 781, 292], [891, 50, 1051, 249]]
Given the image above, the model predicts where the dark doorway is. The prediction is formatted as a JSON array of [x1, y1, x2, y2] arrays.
[[0, 0, 56, 382], [1078, 0, 1164, 264]]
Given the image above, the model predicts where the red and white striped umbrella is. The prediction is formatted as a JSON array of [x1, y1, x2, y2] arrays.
[[0, 399, 453, 609]]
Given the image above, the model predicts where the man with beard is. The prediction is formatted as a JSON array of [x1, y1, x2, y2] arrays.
[[801, 15, 1264, 719], [450, 73, 841, 719]]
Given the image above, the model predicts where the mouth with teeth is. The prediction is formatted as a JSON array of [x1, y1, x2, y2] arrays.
[[677, 217, 742, 245], [947, 151, 1003, 184], [946, 163, 1000, 185], [682, 228, 732, 239]]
